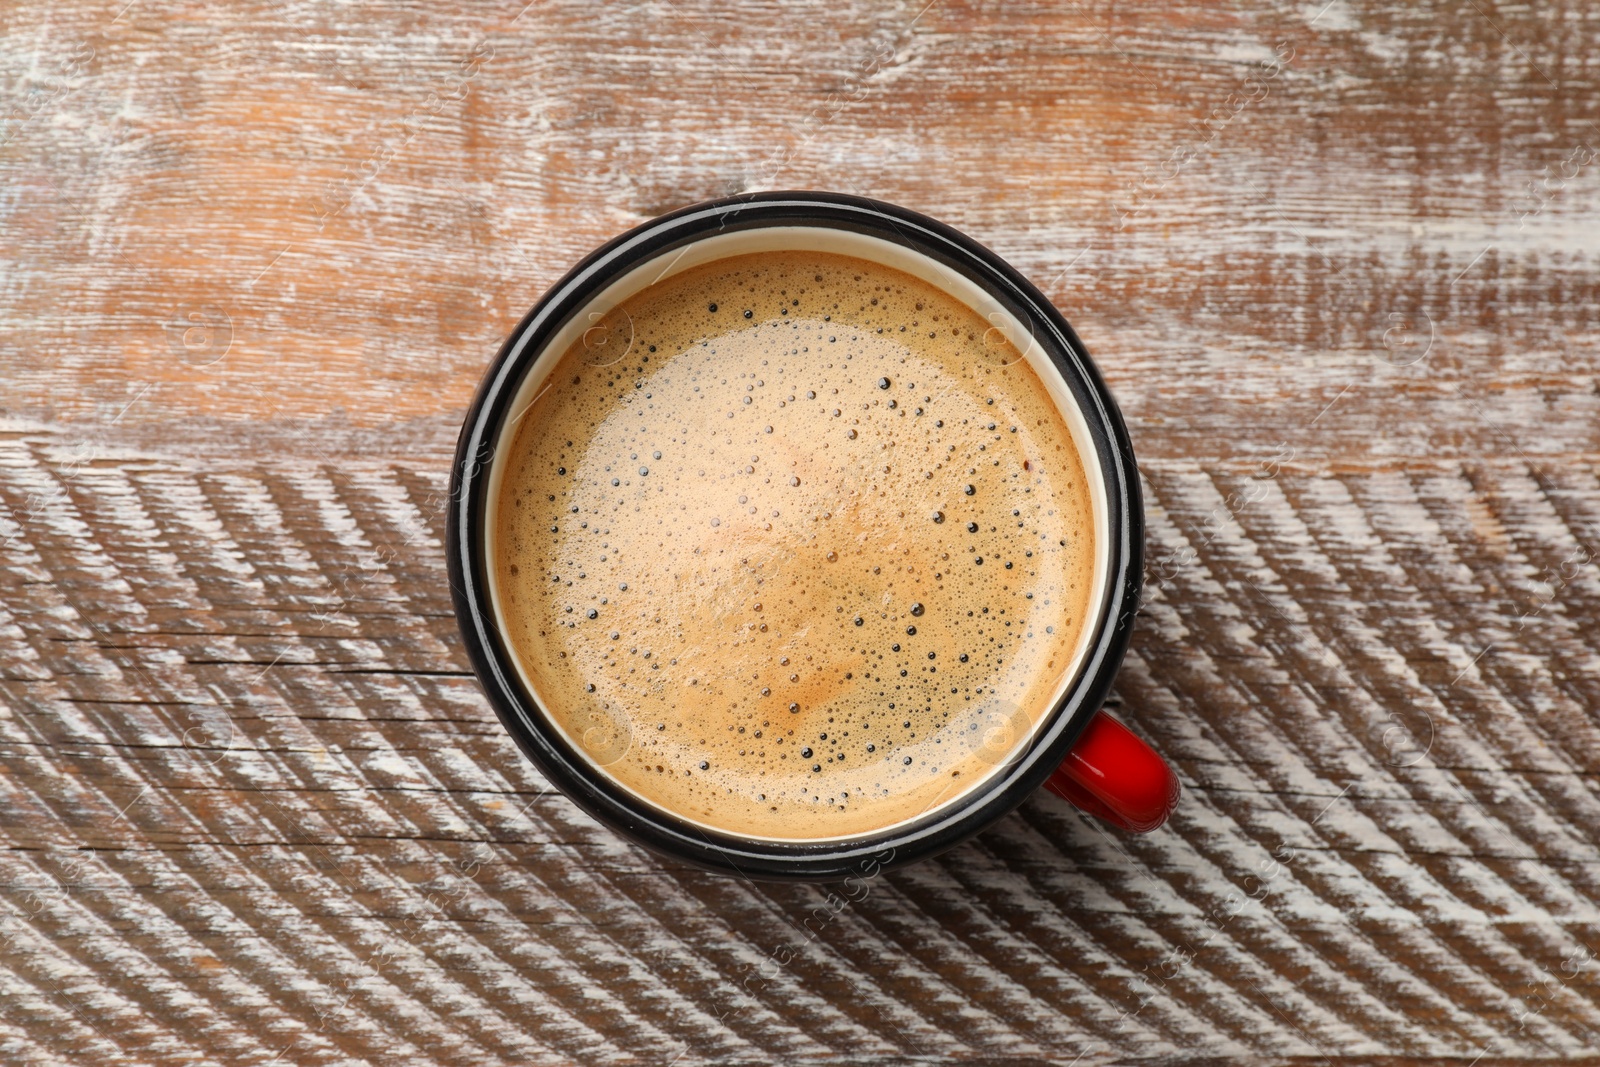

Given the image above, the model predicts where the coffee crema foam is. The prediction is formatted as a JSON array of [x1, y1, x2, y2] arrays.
[[494, 250, 1095, 839]]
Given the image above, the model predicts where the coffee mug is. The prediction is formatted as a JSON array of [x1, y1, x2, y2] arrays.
[[448, 192, 1179, 880]]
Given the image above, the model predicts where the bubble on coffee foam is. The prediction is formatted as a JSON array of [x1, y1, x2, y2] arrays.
[[495, 250, 1095, 837]]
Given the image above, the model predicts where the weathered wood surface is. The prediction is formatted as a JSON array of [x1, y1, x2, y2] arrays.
[[3, 0, 1600, 1064]]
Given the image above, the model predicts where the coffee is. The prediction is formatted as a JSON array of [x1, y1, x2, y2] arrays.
[[493, 250, 1096, 839]]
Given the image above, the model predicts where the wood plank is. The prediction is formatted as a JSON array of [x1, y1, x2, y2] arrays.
[[2, 439, 1598, 1062]]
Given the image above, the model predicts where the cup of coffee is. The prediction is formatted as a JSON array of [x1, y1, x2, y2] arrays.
[[448, 192, 1179, 880]]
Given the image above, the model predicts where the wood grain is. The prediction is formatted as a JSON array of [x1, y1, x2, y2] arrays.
[[3, 0, 1600, 1063]]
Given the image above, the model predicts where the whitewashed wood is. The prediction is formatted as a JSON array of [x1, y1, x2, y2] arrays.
[[3, 440, 1599, 1064], [3, 0, 1600, 1063]]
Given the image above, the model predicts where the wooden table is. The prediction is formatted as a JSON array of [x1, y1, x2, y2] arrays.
[[4, 1, 1599, 1063]]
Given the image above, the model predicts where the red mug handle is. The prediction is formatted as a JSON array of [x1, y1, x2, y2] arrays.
[[1045, 711, 1180, 833]]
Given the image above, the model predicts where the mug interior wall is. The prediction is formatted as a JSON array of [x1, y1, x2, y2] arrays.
[[483, 225, 1111, 844]]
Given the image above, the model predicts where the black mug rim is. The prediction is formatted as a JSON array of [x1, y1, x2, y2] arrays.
[[447, 191, 1144, 881]]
